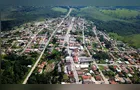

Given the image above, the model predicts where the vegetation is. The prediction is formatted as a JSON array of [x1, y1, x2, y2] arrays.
[[109, 33, 124, 41], [123, 34, 140, 48], [109, 33, 140, 48], [71, 6, 140, 48], [101, 9, 140, 20], [52, 7, 68, 13], [72, 6, 117, 21], [27, 62, 65, 84], [1, 52, 38, 84], [1, 6, 67, 31], [93, 51, 110, 60]]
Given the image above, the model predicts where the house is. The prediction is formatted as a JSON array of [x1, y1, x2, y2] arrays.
[[61, 82, 70, 84], [123, 68, 129, 74], [95, 75, 102, 81], [95, 71, 100, 75], [123, 78, 132, 84], [38, 69, 43, 74], [49, 44, 53, 47], [66, 65, 71, 71], [64, 66, 68, 74], [91, 65, 97, 71], [110, 80, 117, 84], [116, 68, 121, 72], [82, 75, 91, 80], [38, 61, 46, 69], [90, 70, 94, 74], [119, 77, 125, 83], [65, 56, 71, 63], [27, 65, 32, 68], [79, 57, 93, 63], [85, 73, 91, 76], [80, 64, 89, 69], [104, 66, 110, 71], [77, 71, 84, 76], [82, 79, 94, 84], [127, 73, 133, 77], [118, 72, 125, 77], [73, 56, 79, 62], [127, 67, 134, 74]]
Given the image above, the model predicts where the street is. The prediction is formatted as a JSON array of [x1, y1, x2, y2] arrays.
[[22, 8, 72, 84]]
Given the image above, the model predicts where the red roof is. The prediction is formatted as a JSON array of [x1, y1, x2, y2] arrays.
[[42, 61, 46, 65], [124, 55, 130, 59], [110, 80, 117, 84], [95, 75, 102, 81], [92, 65, 97, 71], [38, 69, 42, 73], [113, 66, 117, 69], [77, 71, 83, 75], [104, 66, 108, 70], [73, 56, 78, 62], [82, 75, 91, 79]]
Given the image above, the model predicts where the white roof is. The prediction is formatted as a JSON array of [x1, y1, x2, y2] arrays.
[[80, 64, 89, 68], [86, 73, 91, 75], [128, 74, 133, 77], [80, 46, 84, 50], [27, 65, 32, 68], [90, 70, 94, 73], [75, 64, 80, 68], [117, 61, 122, 63], [125, 61, 129, 64], [17, 40, 24, 42], [116, 68, 121, 72], [66, 56, 71, 60]]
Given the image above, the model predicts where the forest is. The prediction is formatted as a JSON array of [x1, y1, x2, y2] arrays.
[[1, 52, 38, 84]]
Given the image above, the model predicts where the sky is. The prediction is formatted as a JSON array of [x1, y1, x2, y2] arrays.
[[0, 0, 140, 9]]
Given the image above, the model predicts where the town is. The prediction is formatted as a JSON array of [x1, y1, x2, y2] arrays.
[[1, 8, 140, 84]]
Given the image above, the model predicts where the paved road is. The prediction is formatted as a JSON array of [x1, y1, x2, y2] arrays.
[[81, 19, 91, 57], [64, 17, 80, 84], [83, 27, 109, 84], [21, 8, 72, 55], [62, 17, 75, 46], [93, 29, 104, 50], [110, 50, 137, 53], [22, 8, 72, 84], [98, 31, 110, 41], [93, 61, 109, 84], [20, 28, 44, 55], [97, 64, 139, 67]]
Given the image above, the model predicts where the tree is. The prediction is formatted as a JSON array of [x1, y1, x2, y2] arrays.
[[63, 74, 69, 82]]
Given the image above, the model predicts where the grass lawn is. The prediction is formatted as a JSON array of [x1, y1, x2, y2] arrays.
[[52, 7, 68, 13], [123, 34, 140, 48], [98, 65, 105, 71], [109, 32, 140, 48], [101, 8, 140, 19]]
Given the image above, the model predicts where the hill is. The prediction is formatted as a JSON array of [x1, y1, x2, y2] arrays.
[[1, 6, 68, 31], [71, 6, 140, 48], [100, 8, 140, 20]]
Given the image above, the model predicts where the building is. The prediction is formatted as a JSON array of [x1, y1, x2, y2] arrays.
[[79, 57, 93, 63], [95, 75, 102, 81]]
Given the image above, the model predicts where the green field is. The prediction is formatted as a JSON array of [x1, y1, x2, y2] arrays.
[[124, 34, 140, 48], [1, 6, 67, 31], [76, 6, 117, 21], [109, 33, 140, 48], [109, 33, 124, 41], [71, 6, 140, 49], [101, 9, 140, 19], [52, 7, 68, 13]]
